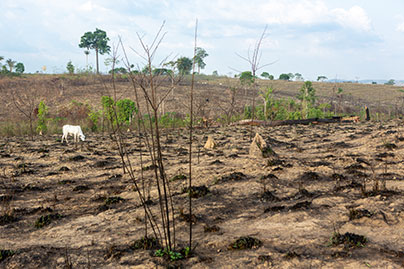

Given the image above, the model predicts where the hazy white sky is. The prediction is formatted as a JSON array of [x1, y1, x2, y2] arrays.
[[1, 0, 404, 80]]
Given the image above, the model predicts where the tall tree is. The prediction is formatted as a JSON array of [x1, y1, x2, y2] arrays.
[[194, 47, 208, 73], [79, 28, 110, 74], [176, 57, 193, 75], [6, 59, 16, 72]]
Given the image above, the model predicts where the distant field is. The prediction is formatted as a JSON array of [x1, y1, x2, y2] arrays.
[[0, 74, 403, 127]]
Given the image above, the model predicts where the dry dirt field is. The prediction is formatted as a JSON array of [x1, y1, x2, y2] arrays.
[[1, 118, 404, 268]]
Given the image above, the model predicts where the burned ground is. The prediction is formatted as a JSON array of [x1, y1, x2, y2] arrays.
[[1, 120, 404, 268]]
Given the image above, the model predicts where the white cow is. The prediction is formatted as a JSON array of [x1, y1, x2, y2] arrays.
[[61, 125, 85, 144]]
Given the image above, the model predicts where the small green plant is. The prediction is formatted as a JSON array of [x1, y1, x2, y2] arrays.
[[159, 112, 182, 128], [154, 246, 191, 261], [297, 81, 317, 119], [36, 100, 48, 134], [154, 248, 183, 261], [259, 87, 275, 120], [66, 60, 75, 74], [243, 105, 252, 119], [183, 246, 191, 257]]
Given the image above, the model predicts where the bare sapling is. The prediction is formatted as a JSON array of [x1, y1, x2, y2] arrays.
[[100, 41, 163, 245], [187, 19, 199, 251], [112, 22, 190, 254]]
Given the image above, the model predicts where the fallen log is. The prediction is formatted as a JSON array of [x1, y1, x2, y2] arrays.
[[267, 117, 343, 126], [232, 116, 360, 127]]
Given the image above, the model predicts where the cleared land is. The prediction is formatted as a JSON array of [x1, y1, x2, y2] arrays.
[[0, 75, 404, 268]]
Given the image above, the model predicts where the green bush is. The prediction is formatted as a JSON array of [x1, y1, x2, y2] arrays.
[[66, 61, 75, 74], [36, 101, 48, 134], [101, 96, 137, 129], [88, 109, 101, 131], [116, 99, 137, 125], [159, 112, 184, 128]]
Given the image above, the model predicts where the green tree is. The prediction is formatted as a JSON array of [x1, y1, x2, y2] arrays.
[[153, 68, 170, 76], [176, 57, 193, 75], [385, 79, 395, 85], [6, 59, 16, 72], [0, 56, 3, 68], [239, 71, 255, 85], [317, 75, 327, 82], [261, 72, 274, 80], [109, 67, 127, 74], [79, 28, 111, 74], [194, 47, 208, 73], [212, 70, 218, 76], [261, 72, 270, 79], [66, 61, 75, 74], [279, 73, 290, 81], [294, 73, 303, 81], [15, 62, 25, 74]]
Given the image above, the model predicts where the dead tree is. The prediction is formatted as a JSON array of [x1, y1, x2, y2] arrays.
[[7, 80, 51, 139], [235, 25, 277, 140]]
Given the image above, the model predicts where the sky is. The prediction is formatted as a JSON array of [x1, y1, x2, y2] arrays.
[[1, 0, 404, 81]]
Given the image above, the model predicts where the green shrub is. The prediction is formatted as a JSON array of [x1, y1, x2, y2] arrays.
[[88, 109, 101, 131], [159, 112, 184, 128], [66, 61, 75, 74], [116, 99, 137, 125], [101, 96, 137, 129], [36, 101, 48, 134]]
